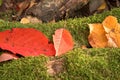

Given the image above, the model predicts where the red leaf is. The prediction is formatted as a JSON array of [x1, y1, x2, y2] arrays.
[[0, 53, 18, 62], [53, 28, 74, 56], [0, 28, 55, 57]]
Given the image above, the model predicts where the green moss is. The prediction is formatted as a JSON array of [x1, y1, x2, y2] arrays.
[[63, 48, 120, 80], [0, 48, 120, 80], [0, 56, 50, 80], [0, 8, 120, 80]]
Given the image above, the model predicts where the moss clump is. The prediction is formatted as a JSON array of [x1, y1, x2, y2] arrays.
[[0, 8, 120, 80], [0, 48, 120, 80], [63, 48, 120, 80], [0, 56, 50, 80]]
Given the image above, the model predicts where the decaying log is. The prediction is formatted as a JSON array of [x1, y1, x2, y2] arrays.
[[24, 0, 89, 22]]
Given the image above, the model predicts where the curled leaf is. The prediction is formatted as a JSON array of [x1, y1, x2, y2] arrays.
[[88, 16, 120, 48]]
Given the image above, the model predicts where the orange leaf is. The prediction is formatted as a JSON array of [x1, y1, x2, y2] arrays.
[[106, 33, 118, 47], [115, 23, 120, 32], [0, 53, 18, 62], [88, 16, 120, 48], [88, 23, 108, 48], [106, 23, 120, 47], [114, 24, 120, 47], [103, 16, 120, 47], [102, 16, 118, 33], [53, 28, 74, 56]]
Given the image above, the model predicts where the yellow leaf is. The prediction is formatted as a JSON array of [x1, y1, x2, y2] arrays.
[[20, 18, 30, 24], [97, 0, 107, 10]]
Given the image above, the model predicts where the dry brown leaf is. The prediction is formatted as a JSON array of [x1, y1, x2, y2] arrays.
[[46, 58, 64, 76], [102, 16, 118, 33], [88, 23, 108, 48]]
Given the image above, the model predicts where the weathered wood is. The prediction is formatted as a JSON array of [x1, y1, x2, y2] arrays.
[[24, 0, 89, 22]]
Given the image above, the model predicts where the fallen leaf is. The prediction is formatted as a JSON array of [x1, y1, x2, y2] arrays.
[[20, 18, 30, 24], [26, 16, 42, 23], [0, 52, 18, 62], [46, 58, 64, 76], [106, 23, 120, 47], [53, 28, 74, 56], [102, 16, 120, 47], [89, 0, 107, 14], [20, 16, 42, 24], [115, 23, 120, 32], [88, 16, 120, 48], [81, 45, 87, 49], [0, 28, 55, 57], [88, 23, 108, 48], [97, 1, 107, 10], [102, 15, 118, 33], [106, 33, 118, 47], [114, 23, 120, 47]]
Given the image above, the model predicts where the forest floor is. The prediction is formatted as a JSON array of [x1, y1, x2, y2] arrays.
[[0, 7, 120, 80]]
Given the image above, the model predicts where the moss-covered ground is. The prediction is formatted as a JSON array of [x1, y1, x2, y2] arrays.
[[0, 8, 120, 80]]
